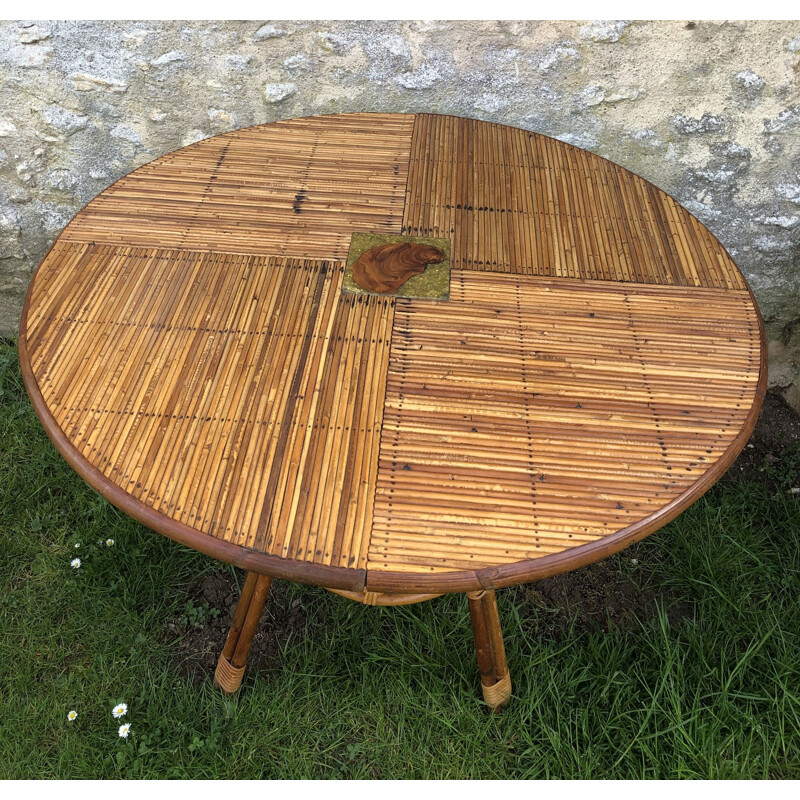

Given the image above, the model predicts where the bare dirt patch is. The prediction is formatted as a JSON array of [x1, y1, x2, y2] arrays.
[[168, 571, 310, 685], [506, 540, 692, 639], [723, 391, 800, 490]]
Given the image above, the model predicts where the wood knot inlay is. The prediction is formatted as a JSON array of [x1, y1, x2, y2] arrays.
[[352, 242, 445, 294]]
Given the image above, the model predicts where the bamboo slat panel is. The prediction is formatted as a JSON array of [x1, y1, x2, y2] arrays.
[[402, 114, 745, 289], [58, 138, 231, 251], [26, 241, 390, 570], [369, 272, 760, 575], [61, 113, 413, 260], [21, 112, 765, 591]]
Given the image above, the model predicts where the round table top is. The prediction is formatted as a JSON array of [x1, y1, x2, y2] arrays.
[[20, 112, 766, 594]]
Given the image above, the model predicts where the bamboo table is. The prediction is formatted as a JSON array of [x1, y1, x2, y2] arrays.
[[20, 113, 765, 711]]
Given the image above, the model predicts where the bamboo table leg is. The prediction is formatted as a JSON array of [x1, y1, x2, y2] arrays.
[[213, 572, 272, 695], [467, 589, 512, 712]]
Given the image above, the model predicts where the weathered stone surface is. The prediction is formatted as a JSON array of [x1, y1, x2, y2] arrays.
[[109, 124, 142, 144], [263, 82, 296, 103], [538, 43, 580, 72], [1, 19, 799, 411], [71, 72, 128, 92], [760, 214, 800, 229], [764, 105, 800, 134], [222, 54, 255, 72], [150, 50, 186, 66], [736, 69, 764, 91], [181, 129, 208, 146], [673, 113, 729, 135], [254, 23, 286, 41], [0, 203, 23, 259], [283, 54, 310, 74], [395, 64, 443, 90], [19, 25, 50, 44], [581, 85, 641, 106], [580, 20, 628, 43], [41, 104, 88, 135], [775, 182, 800, 204]]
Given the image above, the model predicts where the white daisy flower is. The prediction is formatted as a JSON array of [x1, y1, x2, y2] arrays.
[[106, 538, 115, 547], [67, 710, 78, 722], [118, 723, 131, 738], [70, 558, 81, 569], [112, 703, 128, 718]]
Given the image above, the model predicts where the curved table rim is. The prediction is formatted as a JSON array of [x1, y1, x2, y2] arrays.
[[18, 112, 768, 594]]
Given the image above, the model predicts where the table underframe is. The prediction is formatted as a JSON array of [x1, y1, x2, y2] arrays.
[[213, 572, 512, 712]]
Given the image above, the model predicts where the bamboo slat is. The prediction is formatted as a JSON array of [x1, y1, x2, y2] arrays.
[[368, 271, 759, 574], [27, 243, 390, 570], [21, 112, 764, 591], [62, 113, 414, 260], [402, 114, 746, 289]]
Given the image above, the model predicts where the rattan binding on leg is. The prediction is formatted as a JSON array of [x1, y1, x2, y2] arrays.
[[481, 672, 512, 711], [214, 655, 246, 695], [467, 587, 512, 712]]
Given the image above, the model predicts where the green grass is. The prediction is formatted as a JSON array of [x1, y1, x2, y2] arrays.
[[1, 336, 799, 778]]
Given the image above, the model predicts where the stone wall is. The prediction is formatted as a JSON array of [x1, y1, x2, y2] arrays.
[[2, 20, 799, 407]]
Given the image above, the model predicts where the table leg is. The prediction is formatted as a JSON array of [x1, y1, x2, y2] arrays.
[[467, 589, 512, 712], [213, 572, 272, 695]]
